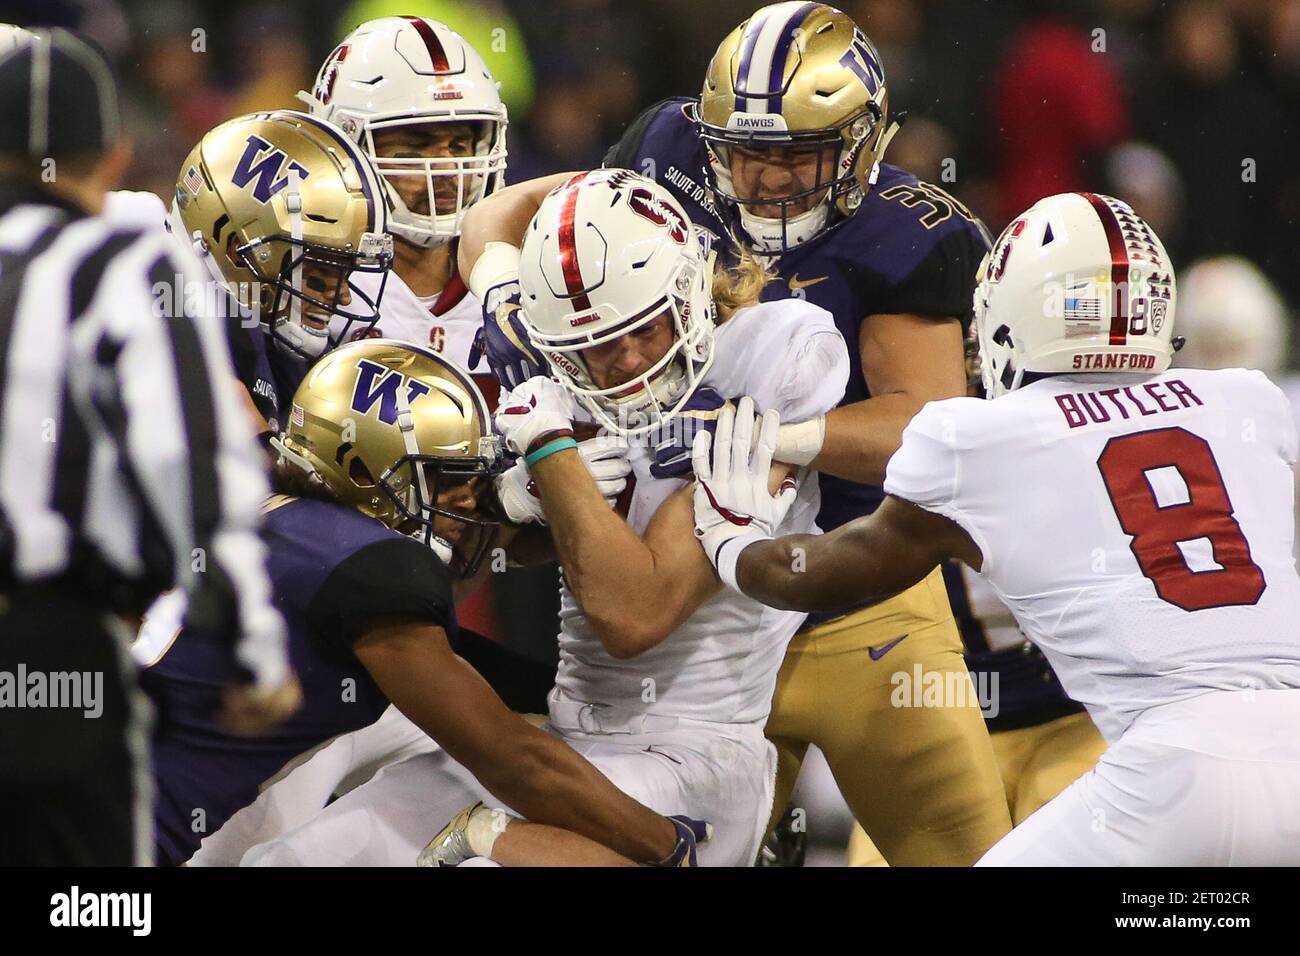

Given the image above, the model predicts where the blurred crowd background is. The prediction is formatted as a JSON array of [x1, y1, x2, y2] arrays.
[[7, 0, 1297, 864], [6, 0, 1297, 364]]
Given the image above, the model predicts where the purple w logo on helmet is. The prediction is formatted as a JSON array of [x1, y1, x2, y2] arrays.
[[839, 30, 884, 96], [352, 360, 433, 425], [231, 134, 312, 204]]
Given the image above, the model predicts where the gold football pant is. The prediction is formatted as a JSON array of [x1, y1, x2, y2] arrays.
[[766, 567, 1011, 866], [846, 709, 1107, 865]]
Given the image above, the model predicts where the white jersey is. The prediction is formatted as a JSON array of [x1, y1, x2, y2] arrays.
[[885, 367, 1300, 742], [334, 267, 488, 380], [1277, 372, 1300, 564], [954, 563, 1024, 652], [554, 299, 850, 725]]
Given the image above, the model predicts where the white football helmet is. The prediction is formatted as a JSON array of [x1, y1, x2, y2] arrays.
[[975, 192, 1179, 397], [0, 23, 35, 55], [301, 16, 507, 249], [518, 170, 716, 437], [1174, 256, 1287, 376]]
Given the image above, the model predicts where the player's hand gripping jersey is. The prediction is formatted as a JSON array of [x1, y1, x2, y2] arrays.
[[886, 367, 1300, 742], [606, 97, 989, 554], [554, 296, 848, 725], [603, 6, 1011, 867]]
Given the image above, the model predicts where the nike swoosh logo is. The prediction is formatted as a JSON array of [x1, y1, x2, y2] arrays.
[[788, 274, 828, 291], [643, 745, 683, 765], [868, 634, 908, 661]]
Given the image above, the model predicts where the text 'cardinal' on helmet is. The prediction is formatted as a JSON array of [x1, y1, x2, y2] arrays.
[[516, 169, 718, 438], [300, 16, 508, 251]]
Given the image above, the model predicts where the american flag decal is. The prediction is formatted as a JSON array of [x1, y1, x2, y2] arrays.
[[183, 166, 204, 196], [1064, 297, 1101, 319], [290, 403, 305, 427]]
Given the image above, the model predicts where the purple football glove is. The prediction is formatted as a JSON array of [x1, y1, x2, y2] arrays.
[[473, 278, 547, 391], [648, 815, 713, 867], [649, 386, 733, 480]]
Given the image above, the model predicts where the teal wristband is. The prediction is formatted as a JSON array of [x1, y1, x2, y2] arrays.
[[525, 437, 578, 467]]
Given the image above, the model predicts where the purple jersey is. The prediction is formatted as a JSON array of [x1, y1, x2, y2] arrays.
[[606, 98, 990, 623], [142, 496, 454, 865]]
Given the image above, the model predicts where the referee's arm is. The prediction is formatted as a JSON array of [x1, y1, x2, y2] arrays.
[[97, 232, 290, 691]]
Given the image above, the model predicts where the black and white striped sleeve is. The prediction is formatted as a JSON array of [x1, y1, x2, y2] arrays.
[[80, 230, 289, 689]]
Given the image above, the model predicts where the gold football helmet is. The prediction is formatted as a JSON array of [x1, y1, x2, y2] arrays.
[[170, 110, 394, 359], [692, 2, 901, 255], [272, 339, 503, 576]]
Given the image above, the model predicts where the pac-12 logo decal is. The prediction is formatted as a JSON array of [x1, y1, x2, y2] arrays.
[[352, 359, 432, 425], [231, 135, 311, 204], [628, 187, 688, 244], [314, 44, 350, 105]]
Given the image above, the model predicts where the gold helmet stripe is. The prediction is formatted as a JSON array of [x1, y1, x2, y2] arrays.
[[735, 2, 820, 116]]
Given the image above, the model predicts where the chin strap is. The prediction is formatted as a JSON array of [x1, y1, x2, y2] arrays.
[[286, 167, 305, 340], [864, 113, 907, 193], [268, 435, 325, 486], [876, 110, 907, 163], [394, 383, 443, 553]]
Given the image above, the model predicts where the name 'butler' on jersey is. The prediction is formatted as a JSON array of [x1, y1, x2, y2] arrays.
[[894, 191, 1300, 741]]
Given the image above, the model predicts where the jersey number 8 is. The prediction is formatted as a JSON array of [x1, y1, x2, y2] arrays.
[[1097, 426, 1266, 612]]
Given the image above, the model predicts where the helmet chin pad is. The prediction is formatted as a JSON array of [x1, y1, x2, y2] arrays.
[[737, 200, 831, 254], [273, 314, 331, 359]]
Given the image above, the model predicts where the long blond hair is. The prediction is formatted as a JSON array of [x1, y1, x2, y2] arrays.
[[711, 250, 772, 323]]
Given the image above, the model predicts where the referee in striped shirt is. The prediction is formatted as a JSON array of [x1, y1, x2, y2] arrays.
[[0, 29, 298, 865]]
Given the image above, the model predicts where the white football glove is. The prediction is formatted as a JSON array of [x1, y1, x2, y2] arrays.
[[495, 436, 632, 524], [494, 376, 579, 458], [692, 396, 799, 591]]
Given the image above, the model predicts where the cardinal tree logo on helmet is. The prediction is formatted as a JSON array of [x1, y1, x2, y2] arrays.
[[231, 135, 312, 204], [351, 359, 433, 425], [314, 44, 350, 106], [628, 187, 689, 244], [987, 219, 1027, 284]]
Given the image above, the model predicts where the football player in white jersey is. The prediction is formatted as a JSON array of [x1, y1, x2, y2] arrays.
[[461, 168, 848, 866], [302, 16, 506, 396], [209, 169, 849, 866], [695, 192, 1300, 865]]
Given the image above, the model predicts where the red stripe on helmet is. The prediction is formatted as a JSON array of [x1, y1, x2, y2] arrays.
[[556, 176, 593, 314], [1080, 192, 1130, 346], [403, 16, 451, 72]]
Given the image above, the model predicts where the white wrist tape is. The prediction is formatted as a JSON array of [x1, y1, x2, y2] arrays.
[[468, 241, 522, 301], [774, 415, 826, 467], [713, 531, 770, 593], [466, 805, 514, 859]]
